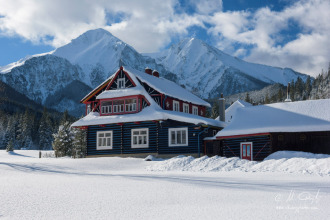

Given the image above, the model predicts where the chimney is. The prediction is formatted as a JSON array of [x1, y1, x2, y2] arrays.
[[219, 93, 225, 122], [285, 82, 292, 102], [145, 67, 152, 75], [152, 70, 159, 77]]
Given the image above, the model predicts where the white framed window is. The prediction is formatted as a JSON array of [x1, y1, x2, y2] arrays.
[[173, 100, 180, 111], [131, 128, 149, 148], [183, 103, 189, 113], [192, 106, 198, 115], [125, 99, 137, 112], [101, 101, 112, 114], [117, 77, 125, 89], [113, 100, 124, 113], [97, 131, 113, 150], [169, 127, 188, 146]]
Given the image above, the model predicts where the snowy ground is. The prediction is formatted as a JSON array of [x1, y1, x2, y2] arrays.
[[0, 151, 329, 220]]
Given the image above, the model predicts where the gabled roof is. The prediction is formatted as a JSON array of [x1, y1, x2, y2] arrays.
[[73, 66, 223, 128], [80, 74, 115, 103], [216, 99, 252, 122], [216, 99, 330, 139], [224, 99, 252, 123], [124, 66, 210, 107], [81, 66, 210, 107]]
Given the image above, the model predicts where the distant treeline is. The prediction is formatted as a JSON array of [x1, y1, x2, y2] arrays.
[[207, 64, 330, 118]]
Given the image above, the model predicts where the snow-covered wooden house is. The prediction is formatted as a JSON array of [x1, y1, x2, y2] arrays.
[[72, 66, 224, 157], [213, 99, 330, 161]]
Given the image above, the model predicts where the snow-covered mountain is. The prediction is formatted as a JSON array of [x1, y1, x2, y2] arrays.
[[0, 28, 309, 116], [147, 38, 308, 97], [52, 28, 171, 88]]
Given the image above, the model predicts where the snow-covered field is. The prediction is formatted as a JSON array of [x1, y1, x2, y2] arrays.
[[0, 151, 329, 219]]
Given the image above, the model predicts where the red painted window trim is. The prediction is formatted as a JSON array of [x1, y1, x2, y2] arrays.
[[99, 95, 148, 116]]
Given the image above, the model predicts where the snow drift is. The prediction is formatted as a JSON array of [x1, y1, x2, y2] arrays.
[[147, 151, 330, 176]]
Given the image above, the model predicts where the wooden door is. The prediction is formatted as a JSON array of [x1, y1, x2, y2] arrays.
[[241, 142, 252, 160]]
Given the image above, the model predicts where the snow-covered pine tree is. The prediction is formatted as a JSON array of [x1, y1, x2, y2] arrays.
[[72, 127, 87, 158], [0, 116, 6, 149], [16, 108, 34, 149], [264, 93, 270, 104], [6, 139, 14, 152], [38, 108, 53, 150], [245, 92, 251, 103], [3, 117, 16, 149], [52, 121, 74, 157]]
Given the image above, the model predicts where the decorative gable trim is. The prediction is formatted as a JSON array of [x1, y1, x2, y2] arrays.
[[106, 67, 136, 90], [81, 78, 112, 103]]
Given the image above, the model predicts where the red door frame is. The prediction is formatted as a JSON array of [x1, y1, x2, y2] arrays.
[[240, 142, 253, 161]]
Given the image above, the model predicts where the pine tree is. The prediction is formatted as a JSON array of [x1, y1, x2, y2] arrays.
[[16, 109, 34, 149], [3, 117, 16, 149], [52, 122, 74, 157], [61, 110, 70, 125], [72, 128, 87, 158], [245, 92, 251, 103], [305, 76, 312, 95], [38, 108, 53, 150], [210, 100, 219, 119], [277, 88, 284, 102], [295, 77, 304, 99], [264, 93, 270, 104], [290, 80, 295, 101], [6, 139, 14, 152]]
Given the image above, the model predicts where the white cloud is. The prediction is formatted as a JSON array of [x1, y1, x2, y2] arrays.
[[0, 0, 206, 52], [207, 0, 330, 76], [0, 0, 328, 76]]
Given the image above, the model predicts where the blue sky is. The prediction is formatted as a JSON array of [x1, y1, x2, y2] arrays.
[[0, 0, 329, 76]]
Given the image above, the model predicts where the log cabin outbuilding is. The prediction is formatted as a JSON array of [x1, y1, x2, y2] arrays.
[[72, 66, 225, 157], [208, 99, 330, 161]]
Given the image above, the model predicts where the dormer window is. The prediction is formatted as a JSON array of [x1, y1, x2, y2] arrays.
[[113, 100, 124, 113], [125, 99, 137, 112], [192, 106, 198, 115], [117, 77, 125, 89], [101, 101, 112, 114], [173, 100, 180, 112], [183, 103, 189, 113]]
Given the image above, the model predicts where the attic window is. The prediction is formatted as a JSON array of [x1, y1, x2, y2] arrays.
[[192, 106, 198, 115], [183, 103, 189, 113], [117, 77, 125, 89], [173, 100, 180, 112]]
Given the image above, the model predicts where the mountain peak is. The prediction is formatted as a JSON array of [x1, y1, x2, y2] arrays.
[[77, 28, 117, 41]]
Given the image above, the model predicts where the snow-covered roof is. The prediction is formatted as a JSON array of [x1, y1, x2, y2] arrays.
[[73, 66, 223, 128], [216, 99, 252, 123], [72, 106, 224, 128], [96, 86, 145, 99], [216, 99, 330, 138], [80, 73, 115, 102], [124, 66, 210, 107]]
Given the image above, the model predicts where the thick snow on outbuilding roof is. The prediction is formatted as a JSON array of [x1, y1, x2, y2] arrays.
[[216, 99, 330, 138], [216, 99, 252, 123]]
